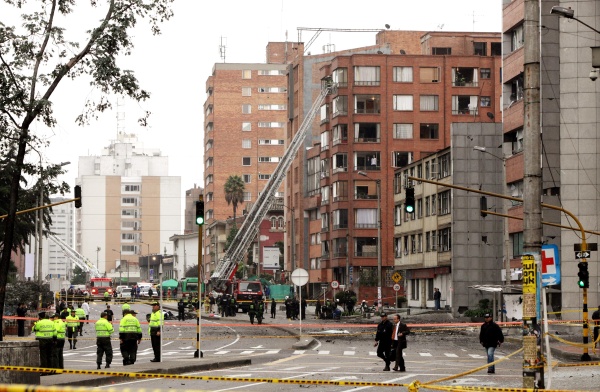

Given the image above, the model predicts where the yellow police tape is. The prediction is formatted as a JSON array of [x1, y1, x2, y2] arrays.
[[0, 365, 407, 387]]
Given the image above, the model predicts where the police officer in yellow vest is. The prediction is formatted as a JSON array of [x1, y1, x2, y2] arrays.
[[95, 311, 114, 369], [51, 313, 66, 369], [66, 309, 79, 349], [75, 303, 86, 336], [119, 309, 142, 365], [148, 302, 164, 362], [33, 312, 56, 373], [104, 290, 110, 304], [122, 301, 131, 317]]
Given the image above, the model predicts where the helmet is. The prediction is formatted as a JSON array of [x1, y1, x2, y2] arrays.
[[285, 296, 289, 299]]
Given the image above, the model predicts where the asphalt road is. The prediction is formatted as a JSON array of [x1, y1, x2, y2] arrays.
[[60, 302, 600, 390]]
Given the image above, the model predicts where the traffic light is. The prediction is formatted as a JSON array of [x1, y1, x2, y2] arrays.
[[74, 185, 82, 208], [577, 262, 589, 288], [405, 187, 415, 213], [480, 196, 488, 218], [195, 200, 205, 226]]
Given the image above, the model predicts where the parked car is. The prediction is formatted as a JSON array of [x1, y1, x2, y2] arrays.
[[116, 287, 132, 302]]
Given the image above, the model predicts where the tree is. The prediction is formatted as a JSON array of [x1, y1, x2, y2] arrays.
[[0, 0, 174, 340], [185, 264, 198, 278], [70, 266, 87, 285], [224, 175, 245, 228]]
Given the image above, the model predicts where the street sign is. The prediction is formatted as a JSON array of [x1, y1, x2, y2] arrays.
[[574, 243, 598, 251], [393, 284, 401, 292], [575, 251, 591, 259], [321, 284, 328, 290], [391, 272, 402, 283], [331, 280, 339, 289], [541, 244, 561, 286], [291, 268, 309, 286]]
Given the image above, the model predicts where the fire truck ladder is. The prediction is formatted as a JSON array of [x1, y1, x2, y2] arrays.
[[211, 84, 331, 291], [49, 234, 102, 278]]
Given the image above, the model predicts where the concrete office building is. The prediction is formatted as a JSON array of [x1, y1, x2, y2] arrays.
[[76, 132, 181, 281], [44, 197, 75, 280]]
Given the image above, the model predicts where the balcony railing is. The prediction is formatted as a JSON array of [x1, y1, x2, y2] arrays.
[[354, 193, 378, 200], [354, 137, 380, 143], [332, 224, 348, 230], [355, 251, 378, 257], [355, 223, 377, 229], [354, 81, 381, 86], [354, 165, 380, 171], [333, 250, 348, 258]]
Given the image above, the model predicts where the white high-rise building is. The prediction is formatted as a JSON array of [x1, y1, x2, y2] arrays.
[[76, 132, 181, 282], [42, 197, 75, 280]]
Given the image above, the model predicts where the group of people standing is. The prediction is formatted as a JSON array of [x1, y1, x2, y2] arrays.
[[32, 300, 164, 372], [284, 295, 306, 320]]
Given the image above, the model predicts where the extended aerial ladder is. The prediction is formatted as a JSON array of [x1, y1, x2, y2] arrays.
[[49, 234, 102, 278], [211, 84, 332, 291]]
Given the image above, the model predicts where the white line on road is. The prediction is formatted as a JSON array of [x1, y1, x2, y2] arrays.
[[343, 351, 355, 355]]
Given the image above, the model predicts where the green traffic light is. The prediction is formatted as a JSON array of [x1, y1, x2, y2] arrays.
[[405, 205, 414, 213], [578, 280, 585, 288], [196, 216, 204, 225]]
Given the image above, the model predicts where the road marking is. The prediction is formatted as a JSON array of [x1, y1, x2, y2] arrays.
[[419, 352, 432, 357], [214, 351, 229, 355], [444, 353, 459, 357], [293, 350, 305, 355], [343, 351, 355, 356], [369, 352, 377, 356], [281, 366, 305, 371], [251, 345, 263, 348], [469, 354, 485, 358], [240, 351, 253, 355], [265, 350, 280, 354], [318, 351, 330, 355]]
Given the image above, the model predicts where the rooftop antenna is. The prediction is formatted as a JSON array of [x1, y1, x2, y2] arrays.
[[437, 24, 444, 30], [219, 36, 227, 63], [116, 96, 125, 141]]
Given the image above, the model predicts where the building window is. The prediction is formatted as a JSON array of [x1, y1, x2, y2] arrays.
[[510, 128, 524, 153], [510, 232, 524, 257], [420, 95, 439, 111], [395, 237, 402, 257], [452, 67, 478, 87], [320, 131, 330, 151], [473, 42, 487, 56], [242, 87, 251, 96], [393, 66, 413, 82], [355, 208, 377, 229], [420, 67, 440, 83], [439, 190, 451, 215], [391, 151, 413, 168], [242, 122, 251, 131], [259, 174, 271, 180], [243, 174, 251, 183], [510, 75, 524, 101], [452, 95, 478, 115], [394, 205, 402, 226], [242, 157, 251, 166], [354, 66, 380, 86], [354, 123, 380, 143], [258, 87, 285, 93], [509, 180, 524, 199], [411, 279, 420, 300], [332, 95, 348, 117], [332, 209, 348, 230], [242, 70, 251, 79], [332, 124, 348, 145], [243, 192, 251, 201], [417, 199, 423, 218], [242, 139, 251, 149], [258, 69, 286, 75], [259, 139, 284, 145], [242, 104, 251, 114], [432, 47, 451, 55], [438, 227, 451, 252], [393, 95, 413, 111], [333, 67, 348, 87], [258, 156, 280, 163], [320, 104, 329, 124], [439, 153, 451, 178], [258, 104, 286, 110], [480, 96, 491, 107], [480, 68, 491, 79], [393, 124, 413, 139], [425, 196, 430, 216], [419, 123, 439, 139], [355, 94, 380, 114], [491, 42, 502, 56], [511, 24, 524, 51]]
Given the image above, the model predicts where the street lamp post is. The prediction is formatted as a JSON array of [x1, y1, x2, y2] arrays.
[[357, 171, 382, 311]]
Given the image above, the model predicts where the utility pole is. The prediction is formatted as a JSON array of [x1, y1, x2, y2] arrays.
[[523, 0, 544, 388]]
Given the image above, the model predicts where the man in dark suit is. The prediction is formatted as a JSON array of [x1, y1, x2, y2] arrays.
[[391, 314, 410, 371], [374, 312, 394, 371]]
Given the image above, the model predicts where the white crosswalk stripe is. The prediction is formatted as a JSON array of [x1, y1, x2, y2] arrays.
[[265, 350, 280, 354], [343, 351, 355, 356], [318, 351, 330, 355], [214, 351, 229, 355], [293, 350, 305, 355], [444, 353, 459, 357], [240, 351, 253, 355], [419, 352, 433, 357]]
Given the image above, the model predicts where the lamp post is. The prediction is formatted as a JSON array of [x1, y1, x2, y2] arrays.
[[551, 6, 600, 35], [357, 171, 381, 311], [474, 146, 509, 321]]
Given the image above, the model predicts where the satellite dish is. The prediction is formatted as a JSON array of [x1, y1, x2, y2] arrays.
[[385, 24, 391, 29], [400, 49, 406, 55]]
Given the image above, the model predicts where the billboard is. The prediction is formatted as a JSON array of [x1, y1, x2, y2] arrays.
[[263, 247, 281, 270]]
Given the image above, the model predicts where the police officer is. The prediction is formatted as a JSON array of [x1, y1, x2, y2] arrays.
[[270, 298, 277, 318], [122, 301, 131, 317], [256, 299, 265, 325], [177, 298, 186, 321], [51, 313, 66, 369], [119, 309, 142, 365], [220, 295, 229, 317], [95, 311, 114, 369], [148, 302, 164, 362], [66, 309, 79, 349], [229, 295, 237, 317], [75, 303, 86, 336], [33, 312, 56, 374], [104, 290, 110, 304], [248, 300, 256, 324]]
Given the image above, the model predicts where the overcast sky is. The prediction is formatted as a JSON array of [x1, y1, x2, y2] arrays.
[[13, 0, 502, 215]]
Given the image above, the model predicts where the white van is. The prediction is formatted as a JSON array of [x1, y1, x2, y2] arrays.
[[137, 282, 153, 297], [116, 287, 132, 302]]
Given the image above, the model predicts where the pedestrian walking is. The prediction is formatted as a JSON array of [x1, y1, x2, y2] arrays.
[[479, 313, 504, 374], [95, 311, 114, 369], [148, 302, 164, 362], [434, 288, 441, 310], [51, 313, 66, 369], [148, 287, 153, 299], [33, 312, 56, 374], [204, 295, 211, 313], [82, 299, 90, 322], [178, 298, 186, 321], [75, 303, 86, 336], [592, 305, 600, 348], [16, 303, 27, 336], [66, 309, 79, 349], [301, 298, 307, 320], [105, 305, 114, 322], [119, 309, 142, 365], [391, 314, 410, 372], [374, 312, 394, 371], [270, 298, 276, 318]]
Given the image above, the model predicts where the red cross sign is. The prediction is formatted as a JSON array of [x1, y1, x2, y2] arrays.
[[541, 244, 560, 286]]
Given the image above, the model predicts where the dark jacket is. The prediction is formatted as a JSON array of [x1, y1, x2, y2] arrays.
[[393, 322, 410, 349], [479, 320, 504, 348], [375, 319, 394, 346]]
